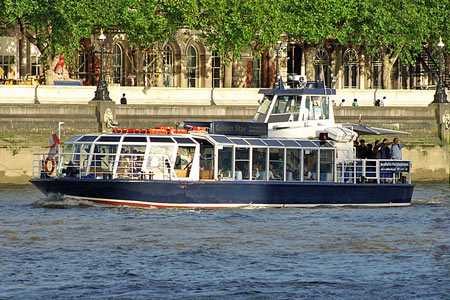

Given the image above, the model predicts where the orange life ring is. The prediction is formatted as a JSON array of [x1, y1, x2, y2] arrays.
[[43, 157, 56, 174]]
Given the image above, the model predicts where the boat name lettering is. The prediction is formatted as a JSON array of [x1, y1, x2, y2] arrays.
[[212, 121, 268, 136]]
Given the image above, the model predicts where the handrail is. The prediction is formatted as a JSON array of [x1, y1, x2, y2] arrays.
[[337, 159, 411, 184]]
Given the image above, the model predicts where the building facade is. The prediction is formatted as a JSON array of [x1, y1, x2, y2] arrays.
[[1, 32, 448, 90]]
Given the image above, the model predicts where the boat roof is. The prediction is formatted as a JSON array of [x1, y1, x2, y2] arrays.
[[258, 79, 336, 96], [65, 133, 334, 148]]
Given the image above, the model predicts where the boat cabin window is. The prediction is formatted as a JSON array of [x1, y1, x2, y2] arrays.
[[269, 148, 284, 180], [286, 149, 301, 181], [235, 147, 250, 180], [305, 96, 330, 120], [252, 95, 273, 122], [118, 145, 146, 178], [175, 146, 195, 178], [194, 138, 215, 180], [320, 149, 334, 182], [303, 149, 318, 181], [218, 146, 233, 179], [252, 148, 267, 180], [268, 95, 302, 123], [146, 144, 175, 178], [91, 144, 118, 171]]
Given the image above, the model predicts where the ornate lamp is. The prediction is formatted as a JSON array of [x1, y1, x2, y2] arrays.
[[92, 29, 112, 101], [433, 37, 448, 103]]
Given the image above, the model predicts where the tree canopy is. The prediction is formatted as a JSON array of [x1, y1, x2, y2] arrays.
[[1, 0, 449, 69]]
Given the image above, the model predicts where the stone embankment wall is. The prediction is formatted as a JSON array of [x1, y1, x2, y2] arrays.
[[0, 103, 449, 183]]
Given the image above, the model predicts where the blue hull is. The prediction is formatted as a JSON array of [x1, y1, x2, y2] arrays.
[[30, 178, 414, 208]]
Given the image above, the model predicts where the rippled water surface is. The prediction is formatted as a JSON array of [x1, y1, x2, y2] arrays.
[[1, 182, 449, 299]]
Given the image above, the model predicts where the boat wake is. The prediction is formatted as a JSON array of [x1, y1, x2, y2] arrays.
[[32, 193, 99, 209]]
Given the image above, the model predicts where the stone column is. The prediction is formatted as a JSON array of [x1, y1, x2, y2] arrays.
[[431, 102, 450, 144], [224, 64, 232, 88], [89, 100, 117, 133]]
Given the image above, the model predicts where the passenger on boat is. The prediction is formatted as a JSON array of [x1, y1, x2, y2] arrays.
[[64, 161, 79, 177], [304, 168, 313, 180]]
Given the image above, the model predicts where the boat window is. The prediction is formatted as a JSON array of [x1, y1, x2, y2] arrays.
[[91, 144, 118, 171], [279, 140, 300, 147], [98, 136, 121, 142], [252, 148, 267, 180], [78, 135, 98, 142], [262, 139, 283, 147], [173, 137, 196, 144], [235, 147, 250, 180], [297, 140, 318, 147], [123, 136, 148, 143], [218, 146, 233, 179], [303, 149, 318, 181], [200, 145, 214, 180], [272, 96, 290, 114], [149, 137, 174, 143], [117, 145, 146, 178], [174, 146, 195, 178], [269, 148, 284, 181], [66, 135, 83, 143], [245, 139, 266, 146], [230, 138, 249, 145], [320, 149, 334, 182], [146, 144, 175, 177], [59, 143, 74, 174], [321, 96, 329, 119], [286, 149, 301, 181], [252, 95, 273, 122], [210, 135, 233, 144]]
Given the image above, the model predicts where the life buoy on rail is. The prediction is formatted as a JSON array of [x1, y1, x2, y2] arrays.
[[42, 157, 56, 174]]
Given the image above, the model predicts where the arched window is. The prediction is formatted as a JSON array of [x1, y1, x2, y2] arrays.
[[314, 47, 331, 87], [113, 44, 123, 84], [371, 50, 383, 89], [212, 51, 221, 87], [187, 45, 197, 87], [163, 45, 174, 87], [343, 49, 358, 88]]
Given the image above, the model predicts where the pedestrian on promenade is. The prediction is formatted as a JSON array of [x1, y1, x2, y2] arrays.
[[120, 93, 127, 105], [391, 137, 406, 160], [375, 99, 381, 106], [340, 99, 345, 106], [352, 98, 359, 107], [381, 96, 388, 107]]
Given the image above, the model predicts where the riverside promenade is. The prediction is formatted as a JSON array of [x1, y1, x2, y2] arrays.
[[0, 85, 449, 183]]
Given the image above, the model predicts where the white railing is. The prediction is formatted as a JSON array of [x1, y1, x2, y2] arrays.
[[32, 152, 176, 180], [336, 159, 411, 184]]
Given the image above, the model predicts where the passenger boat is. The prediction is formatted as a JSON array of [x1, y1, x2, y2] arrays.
[[30, 77, 414, 208]]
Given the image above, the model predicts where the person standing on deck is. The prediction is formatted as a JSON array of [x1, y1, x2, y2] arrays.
[[391, 138, 406, 160]]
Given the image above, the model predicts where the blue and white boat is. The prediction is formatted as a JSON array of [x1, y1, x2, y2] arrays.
[[30, 77, 414, 208]]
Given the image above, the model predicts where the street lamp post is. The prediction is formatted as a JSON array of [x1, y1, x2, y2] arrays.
[[433, 37, 448, 103], [92, 29, 112, 101]]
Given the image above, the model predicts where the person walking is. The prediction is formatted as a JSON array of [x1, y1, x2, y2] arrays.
[[391, 137, 406, 160], [339, 99, 346, 106], [352, 98, 359, 107]]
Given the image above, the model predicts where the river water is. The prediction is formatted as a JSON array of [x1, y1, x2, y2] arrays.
[[0, 182, 449, 299]]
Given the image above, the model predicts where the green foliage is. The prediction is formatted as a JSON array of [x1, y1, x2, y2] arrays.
[[1, 0, 449, 67]]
